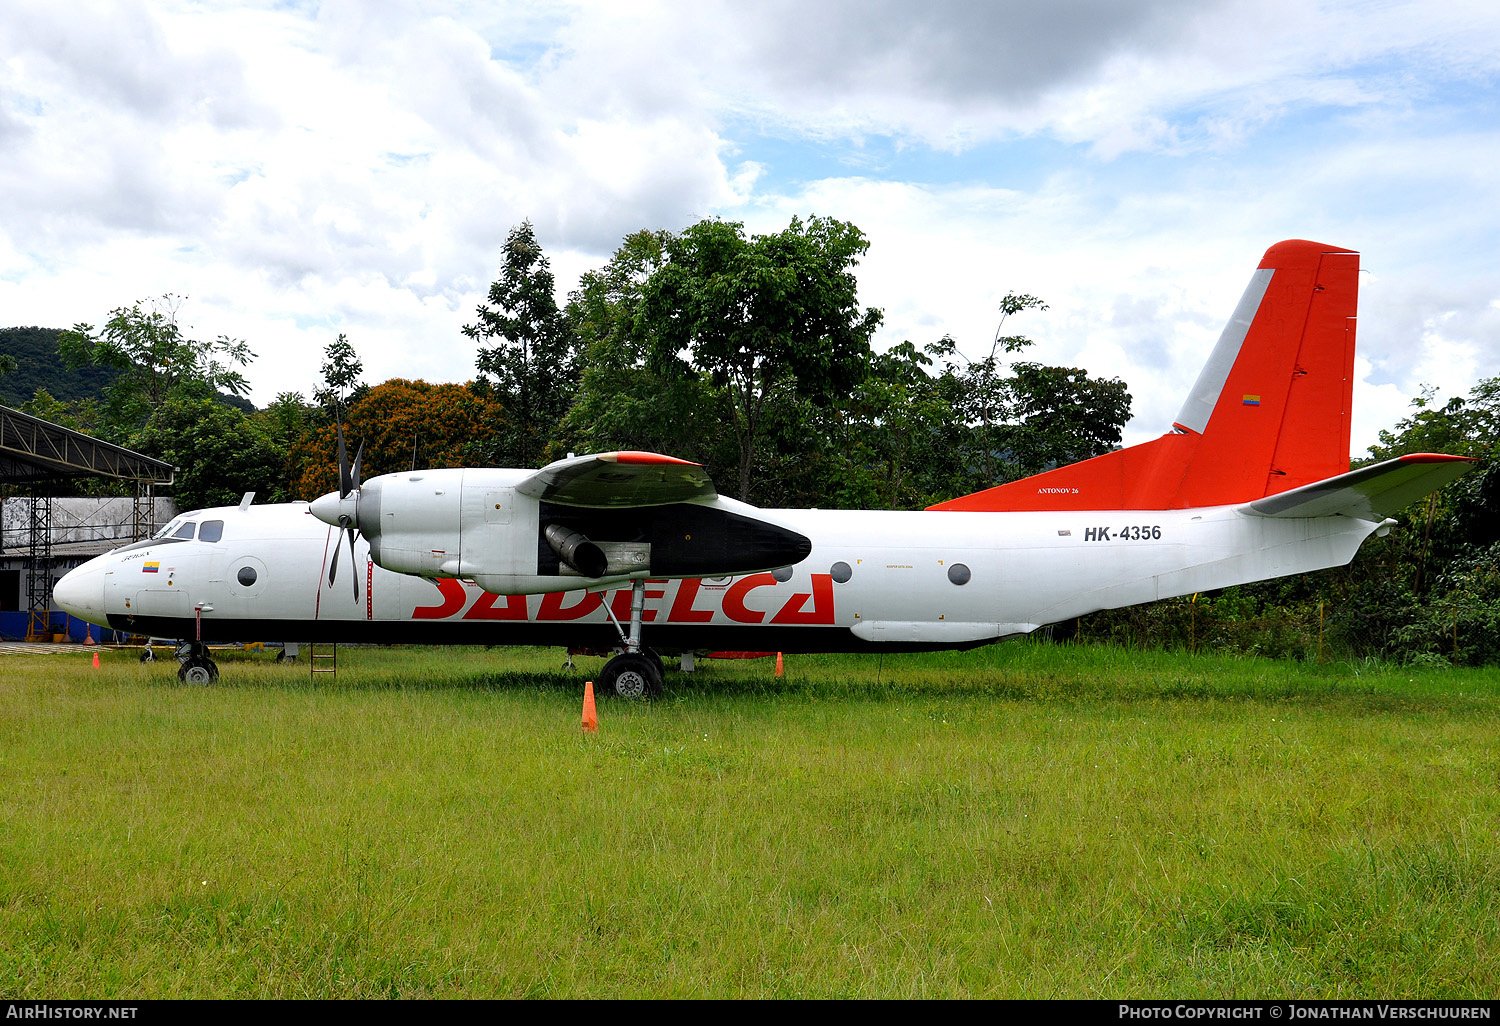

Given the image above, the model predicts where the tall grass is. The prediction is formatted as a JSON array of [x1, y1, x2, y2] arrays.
[[1, 642, 1497, 997]]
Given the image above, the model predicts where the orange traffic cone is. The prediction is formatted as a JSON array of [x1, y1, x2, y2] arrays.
[[92, 652, 100, 669], [775, 652, 784, 678], [581, 680, 598, 733]]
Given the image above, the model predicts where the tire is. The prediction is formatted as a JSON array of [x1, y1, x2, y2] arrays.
[[600, 652, 662, 699], [178, 658, 218, 685], [140, 649, 155, 663], [644, 647, 665, 677]]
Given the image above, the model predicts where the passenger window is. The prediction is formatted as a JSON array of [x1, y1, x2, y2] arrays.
[[199, 520, 224, 543], [172, 522, 196, 540]]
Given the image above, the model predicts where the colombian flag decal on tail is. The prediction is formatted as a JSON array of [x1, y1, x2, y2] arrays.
[[1242, 395, 1262, 406], [142, 562, 159, 573]]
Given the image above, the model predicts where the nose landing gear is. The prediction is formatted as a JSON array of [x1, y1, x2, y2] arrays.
[[175, 641, 219, 685]]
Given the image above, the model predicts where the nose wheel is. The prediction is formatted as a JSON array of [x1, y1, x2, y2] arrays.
[[597, 579, 663, 698], [175, 641, 219, 685]]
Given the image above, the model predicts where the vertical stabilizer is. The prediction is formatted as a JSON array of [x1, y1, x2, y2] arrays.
[[930, 240, 1359, 512]]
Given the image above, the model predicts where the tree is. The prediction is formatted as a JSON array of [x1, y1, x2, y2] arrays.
[[1356, 378, 1500, 597], [553, 229, 737, 474], [832, 337, 969, 509], [313, 333, 366, 416], [253, 391, 320, 503], [638, 216, 883, 502], [58, 295, 254, 441], [463, 220, 577, 467], [18, 388, 101, 435], [132, 396, 281, 512], [1000, 362, 1132, 479], [289, 379, 508, 500], [949, 292, 1047, 487]]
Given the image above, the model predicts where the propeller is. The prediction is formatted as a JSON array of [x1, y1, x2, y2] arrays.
[[326, 420, 364, 601]]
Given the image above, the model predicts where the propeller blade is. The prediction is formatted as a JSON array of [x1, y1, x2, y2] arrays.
[[328, 527, 342, 586], [346, 524, 359, 601], [337, 421, 352, 498], [351, 441, 363, 495]]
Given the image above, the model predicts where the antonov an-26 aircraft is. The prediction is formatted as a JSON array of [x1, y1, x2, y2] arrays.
[[55, 240, 1473, 696]]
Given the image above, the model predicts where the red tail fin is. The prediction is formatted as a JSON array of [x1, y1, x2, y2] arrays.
[[930, 239, 1358, 512]]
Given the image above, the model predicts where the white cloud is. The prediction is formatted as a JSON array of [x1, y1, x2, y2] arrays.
[[0, 0, 1497, 463]]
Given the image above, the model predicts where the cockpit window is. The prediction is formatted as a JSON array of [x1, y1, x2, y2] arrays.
[[172, 522, 197, 540], [199, 520, 224, 543], [154, 517, 184, 539]]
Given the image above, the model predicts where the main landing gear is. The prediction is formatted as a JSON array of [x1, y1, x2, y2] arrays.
[[175, 641, 219, 685], [598, 579, 664, 699]]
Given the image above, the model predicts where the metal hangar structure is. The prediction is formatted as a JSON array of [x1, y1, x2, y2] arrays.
[[0, 404, 175, 640]]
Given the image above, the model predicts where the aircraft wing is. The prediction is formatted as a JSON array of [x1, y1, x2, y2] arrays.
[[1241, 453, 1475, 521], [516, 451, 716, 508]]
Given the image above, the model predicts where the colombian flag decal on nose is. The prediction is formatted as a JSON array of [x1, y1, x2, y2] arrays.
[[1242, 395, 1261, 406], [142, 562, 159, 573]]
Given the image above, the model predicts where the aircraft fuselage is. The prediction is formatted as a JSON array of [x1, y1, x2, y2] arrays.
[[55, 495, 1381, 654]]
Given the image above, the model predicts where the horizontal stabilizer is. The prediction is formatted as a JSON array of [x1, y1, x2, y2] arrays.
[[517, 451, 716, 508], [1242, 453, 1474, 521]]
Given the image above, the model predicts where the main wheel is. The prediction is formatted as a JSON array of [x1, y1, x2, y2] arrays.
[[599, 652, 662, 699], [178, 658, 219, 685]]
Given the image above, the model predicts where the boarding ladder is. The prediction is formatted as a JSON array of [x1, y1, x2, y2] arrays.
[[309, 642, 337, 681]]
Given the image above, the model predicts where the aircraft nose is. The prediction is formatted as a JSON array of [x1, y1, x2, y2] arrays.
[[55, 556, 108, 623]]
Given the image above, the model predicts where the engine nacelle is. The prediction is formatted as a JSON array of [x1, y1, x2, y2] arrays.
[[336, 467, 812, 596]]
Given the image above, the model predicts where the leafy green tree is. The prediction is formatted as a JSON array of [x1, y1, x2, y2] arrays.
[[1357, 379, 1500, 596], [1000, 362, 1132, 479], [567, 229, 673, 366], [950, 292, 1048, 486], [554, 229, 737, 474], [1364, 383, 1500, 464], [834, 337, 970, 508], [132, 396, 281, 512], [313, 333, 367, 416], [17, 388, 101, 435], [252, 392, 321, 502], [58, 295, 254, 441], [639, 216, 883, 502], [464, 220, 577, 467]]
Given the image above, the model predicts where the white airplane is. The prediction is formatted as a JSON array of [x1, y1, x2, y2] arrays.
[[54, 240, 1473, 695]]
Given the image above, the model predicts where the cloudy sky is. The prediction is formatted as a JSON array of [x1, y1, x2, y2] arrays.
[[2, 0, 1498, 453]]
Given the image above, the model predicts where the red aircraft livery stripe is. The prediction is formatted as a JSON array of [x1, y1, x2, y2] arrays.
[[411, 576, 836, 626]]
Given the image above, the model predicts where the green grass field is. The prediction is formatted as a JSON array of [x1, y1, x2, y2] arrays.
[[1, 641, 1497, 998]]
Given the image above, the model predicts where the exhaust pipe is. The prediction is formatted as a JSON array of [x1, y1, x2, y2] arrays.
[[545, 524, 609, 578]]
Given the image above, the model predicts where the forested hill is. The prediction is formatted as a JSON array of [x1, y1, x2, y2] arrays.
[[0, 326, 120, 407], [0, 325, 254, 414]]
